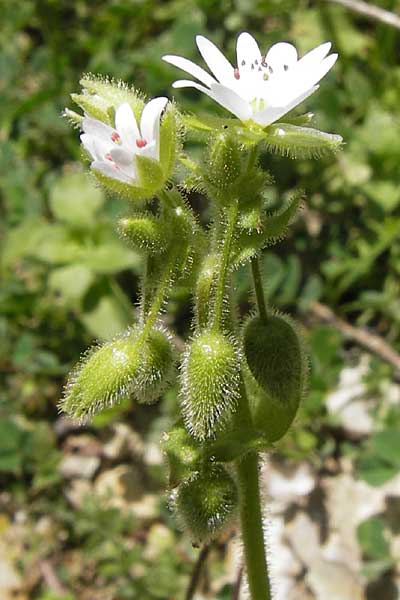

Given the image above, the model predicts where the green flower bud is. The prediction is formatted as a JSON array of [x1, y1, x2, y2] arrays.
[[134, 328, 174, 404], [243, 314, 307, 442], [61, 328, 142, 421], [265, 123, 343, 159], [161, 423, 202, 487], [118, 214, 169, 254], [174, 464, 238, 543], [181, 332, 241, 441]]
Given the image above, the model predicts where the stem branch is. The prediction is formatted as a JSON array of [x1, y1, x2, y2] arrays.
[[251, 256, 268, 321], [211, 200, 239, 330]]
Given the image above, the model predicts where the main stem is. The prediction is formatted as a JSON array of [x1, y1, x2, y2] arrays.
[[235, 388, 271, 600]]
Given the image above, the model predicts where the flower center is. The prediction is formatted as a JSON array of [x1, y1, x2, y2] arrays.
[[136, 138, 147, 148]]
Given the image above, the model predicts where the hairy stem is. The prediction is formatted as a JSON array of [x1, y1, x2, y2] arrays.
[[233, 384, 271, 600], [211, 199, 239, 330], [251, 256, 268, 321]]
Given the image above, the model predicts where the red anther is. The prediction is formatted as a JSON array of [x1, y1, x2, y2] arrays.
[[111, 131, 120, 142], [234, 68, 240, 80], [136, 138, 147, 148], [105, 153, 113, 161]]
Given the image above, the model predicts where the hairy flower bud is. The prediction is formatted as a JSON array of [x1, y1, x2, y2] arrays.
[[181, 332, 241, 441], [134, 328, 174, 404], [244, 314, 307, 441], [205, 134, 242, 202], [61, 328, 142, 421], [174, 464, 238, 543], [118, 214, 169, 254]]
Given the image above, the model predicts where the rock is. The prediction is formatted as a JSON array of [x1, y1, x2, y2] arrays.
[[63, 433, 103, 456], [103, 423, 144, 461], [326, 355, 373, 435], [264, 459, 315, 502], [59, 454, 100, 479], [65, 479, 93, 509], [306, 558, 365, 600]]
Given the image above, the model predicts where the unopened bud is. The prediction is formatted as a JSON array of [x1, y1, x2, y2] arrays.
[[161, 423, 201, 487], [181, 331, 241, 440], [134, 328, 174, 404], [118, 214, 168, 254], [174, 464, 238, 543]]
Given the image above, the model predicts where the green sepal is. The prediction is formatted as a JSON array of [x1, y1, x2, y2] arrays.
[[161, 422, 202, 487], [63, 108, 83, 128], [232, 190, 304, 267], [91, 170, 150, 202], [79, 74, 144, 118], [71, 93, 113, 124], [264, 123, 343, 158], [135, 155, 165, 193], [118, 214, 169, 255], [205, 134, 242, 200], [183, 113, 264, 146], [159, 102, 180, 181], [279, 112, 315, 127]]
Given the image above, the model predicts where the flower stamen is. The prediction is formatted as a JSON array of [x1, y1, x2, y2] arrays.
[[234, 68, 240, 80], [111, 131, 120, 143], [136, 138, 148, 148]]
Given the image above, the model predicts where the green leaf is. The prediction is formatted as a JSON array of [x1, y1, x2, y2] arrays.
[[49, 172, 104, 226], [205, 429, 270, 462], [357, 454, 398, 487], [81, 295, 131, 340], [371, 429, 400, 467]]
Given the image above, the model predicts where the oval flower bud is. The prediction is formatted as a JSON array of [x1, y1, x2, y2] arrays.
[[61, 328, 142, 422], [118, 214, 168, 254], [174, 464, 238, 543], [181, 331, 241, 441], [134, 328, 175, 404], [243, 314, 307, 441], [206, 134, 242, 201]]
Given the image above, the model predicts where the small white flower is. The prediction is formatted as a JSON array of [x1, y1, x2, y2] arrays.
[[80, 97, 168, 184], [163, 33, 337, 127]]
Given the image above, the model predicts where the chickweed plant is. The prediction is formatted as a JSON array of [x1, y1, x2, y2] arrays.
[[61, 32, 341, 599]]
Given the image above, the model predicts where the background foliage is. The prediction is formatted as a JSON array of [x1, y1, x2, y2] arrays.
[[1, 0, 399, 598]]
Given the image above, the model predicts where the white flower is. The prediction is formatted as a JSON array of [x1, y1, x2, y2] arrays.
[[163, 33, 337, 127], [80, 97, 168, 184]]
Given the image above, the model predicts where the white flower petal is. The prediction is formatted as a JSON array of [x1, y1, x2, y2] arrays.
[[162, 55, 216, 88], [209, 83, 252, 121], [196, 35, 234, 86], [253, 85, 318, 126], [80, 133, 99, 161], [236, 32, 262, 68], [296, 42, 332, 71], [173, 79, 251, 121], [115, 103, 140, 150], [82, 117, 115, 140], [140, 97, 168, 160], [109, 147, 133, 165], [92, 160, 134, 183], [265, 42, 298, 72]]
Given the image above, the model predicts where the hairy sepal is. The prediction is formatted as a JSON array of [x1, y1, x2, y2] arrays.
[[181, 331, 241, 441], [174, 464, 238, 543], [195, 254, 218, 330], [79, 74, 145, 120], [243, 314, 308, 442], [232, 190, 304, 267], [264, 123, 343, 159]]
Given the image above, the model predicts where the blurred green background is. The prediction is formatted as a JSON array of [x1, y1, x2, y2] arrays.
[[1, 1, 400, 598]]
